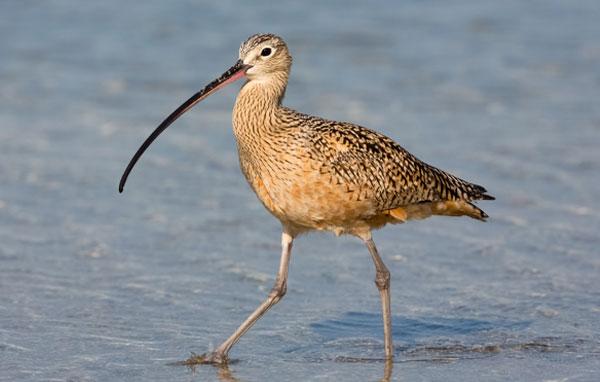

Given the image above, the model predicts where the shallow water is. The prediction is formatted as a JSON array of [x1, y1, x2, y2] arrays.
[[1, 1, 600, 381]]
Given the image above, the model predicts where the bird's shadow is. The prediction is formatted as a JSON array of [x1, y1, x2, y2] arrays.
[[311, 311, 530, 342], [171, 312, 539, 381], [302, 311, 533, 362]]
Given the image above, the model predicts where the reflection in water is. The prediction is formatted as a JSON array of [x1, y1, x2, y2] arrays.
[[216, 365, 241, 382], [171, 361, 241, 382], [334, 357, 395, 382], [175, 357, 394, 382]]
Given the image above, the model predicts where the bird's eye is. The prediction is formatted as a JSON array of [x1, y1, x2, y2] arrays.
[[260, 47, 272, 57]]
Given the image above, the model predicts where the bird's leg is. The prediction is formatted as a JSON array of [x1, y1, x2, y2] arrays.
[[186, 231, 294, 365], [381, 358, 394, 382], [364, 237, 393, 359]]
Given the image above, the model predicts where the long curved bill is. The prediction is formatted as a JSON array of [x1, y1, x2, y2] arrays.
[[118, 59, 251, 193]]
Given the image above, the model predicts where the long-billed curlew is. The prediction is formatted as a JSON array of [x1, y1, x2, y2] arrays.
[[119, 33, 494, 365]]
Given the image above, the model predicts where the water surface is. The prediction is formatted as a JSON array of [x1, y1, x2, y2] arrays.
[[1, 1, 599, 381]]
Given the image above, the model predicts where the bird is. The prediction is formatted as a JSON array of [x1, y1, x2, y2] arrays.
[[119, 33, 494, 365]]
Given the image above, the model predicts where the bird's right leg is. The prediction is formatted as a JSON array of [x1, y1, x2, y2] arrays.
[[363, 236, 394, 360], [183, 230, 294, 365]]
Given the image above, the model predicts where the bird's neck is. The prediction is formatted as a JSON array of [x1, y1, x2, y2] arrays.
[[234, 73, 289, 123], [232, 73, 291, 161]]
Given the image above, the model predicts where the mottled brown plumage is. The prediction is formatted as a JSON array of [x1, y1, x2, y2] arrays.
[[233, 35, 493, 239], [119, 33, 494, 366]]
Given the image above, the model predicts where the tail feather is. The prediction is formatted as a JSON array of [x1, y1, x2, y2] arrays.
[[387, 200, 490, 222], [480, 193, 495, 201], [426, 164, 494, 203], [470, 183, 495, 201], [431, 200, 489, 221]]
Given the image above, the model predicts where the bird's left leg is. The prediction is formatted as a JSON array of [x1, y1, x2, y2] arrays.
[[363, 235, 394, 359], [183, 230, 294, 365]]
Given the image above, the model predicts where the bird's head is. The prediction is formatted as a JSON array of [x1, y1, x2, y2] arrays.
[[239, 34, 292, 81]]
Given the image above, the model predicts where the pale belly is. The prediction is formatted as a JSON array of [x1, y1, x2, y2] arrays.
[[238, 153, 379, 235]]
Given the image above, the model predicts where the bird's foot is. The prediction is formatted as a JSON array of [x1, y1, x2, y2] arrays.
[[172, 351, 229, 366]]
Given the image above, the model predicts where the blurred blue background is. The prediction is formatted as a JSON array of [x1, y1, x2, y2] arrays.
[[1, 1, 599, 381]]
